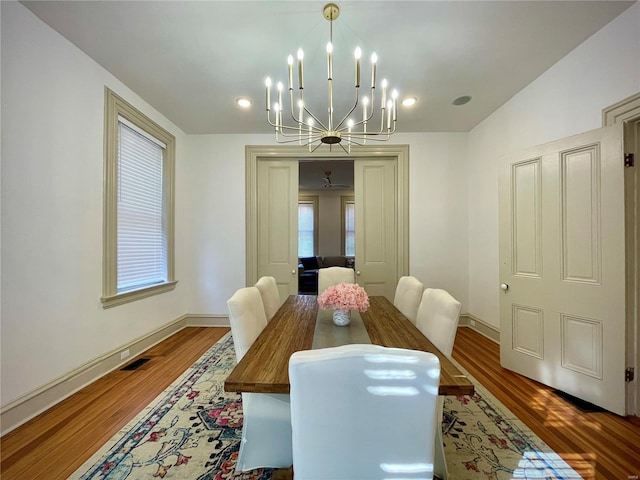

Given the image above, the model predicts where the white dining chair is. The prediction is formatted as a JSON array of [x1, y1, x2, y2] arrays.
[[416, 288, 462, 358], [415, 287, 462, 480], [393, 275, 424, 324], [227, 286, 268, 361], [226, 287, 293, 471], [254, 276, 281, 322], [289, 344, 441, 480], [317, 266, 355, 296]]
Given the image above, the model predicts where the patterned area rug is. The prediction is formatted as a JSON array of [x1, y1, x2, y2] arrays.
[[70, 333, 581, 480]]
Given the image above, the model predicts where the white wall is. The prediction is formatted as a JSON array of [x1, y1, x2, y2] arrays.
[[181, 134, 274, 315], [298, 188, 355, 257], [467, 2, 640, 328], [184, 133, 469, 314], [0, 2, 189, 406], [397, 133, 469, 308]]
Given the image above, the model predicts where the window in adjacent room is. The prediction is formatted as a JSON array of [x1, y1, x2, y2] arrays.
[[341, 196, 355, 256], [102, 88, 177, 308], [298, 196, 319, 258]]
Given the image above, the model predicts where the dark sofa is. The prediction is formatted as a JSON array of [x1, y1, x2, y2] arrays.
[[298, 255, 355, 294]]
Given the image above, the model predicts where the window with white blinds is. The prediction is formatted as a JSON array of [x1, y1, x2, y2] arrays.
[[297, 196, 319, 258], [102, 88, 176, 308], [116, 121, 167, 293], [344, 201, 355, 256], [340, 195, 355, 257]]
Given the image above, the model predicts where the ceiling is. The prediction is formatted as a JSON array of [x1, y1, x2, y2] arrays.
[[21, 1, 634, 135], [300, 160, 354, 190]]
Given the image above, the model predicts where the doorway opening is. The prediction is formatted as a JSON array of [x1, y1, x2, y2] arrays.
[[298, 160, 355, 295], [245, 144, 409, 301]]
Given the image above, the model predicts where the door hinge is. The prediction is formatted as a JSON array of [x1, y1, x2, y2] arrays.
[[626, 367, 635, 382], [624, 153, 634, 167]]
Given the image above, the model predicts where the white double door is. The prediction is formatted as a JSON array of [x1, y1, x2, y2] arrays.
[[256, 158, 398, 301], [499, 124, 627, 415]]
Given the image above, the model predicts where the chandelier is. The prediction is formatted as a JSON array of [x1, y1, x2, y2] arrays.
[[265, 3, 398, 153]]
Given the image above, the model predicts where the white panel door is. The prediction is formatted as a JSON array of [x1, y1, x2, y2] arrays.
[[257, 160, 299, 300], [355, 159, 397, 300], [499, 124, 627, 415]]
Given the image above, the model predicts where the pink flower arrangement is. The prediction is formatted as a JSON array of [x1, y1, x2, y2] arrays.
[[317, 283, 369, 312]]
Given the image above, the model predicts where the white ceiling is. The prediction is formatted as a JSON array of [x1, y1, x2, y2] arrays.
[[21, 1, 634, 135], [300, 159, 354, 190]]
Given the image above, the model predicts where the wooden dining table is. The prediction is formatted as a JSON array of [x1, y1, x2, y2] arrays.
[[225, 294, 474, 396]]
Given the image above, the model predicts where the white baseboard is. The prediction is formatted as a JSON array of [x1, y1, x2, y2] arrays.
[[185, 314, 230, 327], [459, 313, 500, 344], [1, 310, 490, 436], [0, 314, 230, 436]]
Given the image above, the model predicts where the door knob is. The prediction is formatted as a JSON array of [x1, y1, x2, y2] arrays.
[[356, 270, 361, 276], [500, 283, 509, 292], [292, 270, 296, 275]]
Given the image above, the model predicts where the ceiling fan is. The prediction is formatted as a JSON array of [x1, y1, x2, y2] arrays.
[[322, 171, 351, 189]]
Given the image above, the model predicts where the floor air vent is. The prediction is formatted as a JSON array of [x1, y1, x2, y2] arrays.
[[121, 358, 151, 371]]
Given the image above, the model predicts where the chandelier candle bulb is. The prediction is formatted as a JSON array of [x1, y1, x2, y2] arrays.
[[371, 53, 377, 88], [362, 96, 368, 122], [277, 83, 283, 130], [381, 79, 387, 108], [297, 48, 304, 89], [387, 100, 392, 130], [355, 47, 361, 87], [287, 55, 293, 90], [392, 89, 398, 121]]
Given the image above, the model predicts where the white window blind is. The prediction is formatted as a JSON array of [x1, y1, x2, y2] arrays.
[[345, 201, 355, 256], [117, 120, 167, 293], [298, 202, 315, 257]]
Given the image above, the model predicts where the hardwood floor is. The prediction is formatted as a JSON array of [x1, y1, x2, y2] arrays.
[[452, 327, 640, 480], [0, 327, 229, 480], [1, 325, 639, 479]]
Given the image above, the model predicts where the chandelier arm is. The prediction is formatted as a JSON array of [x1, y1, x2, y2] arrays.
[[339, 86, 376, 132], [342, 137, 366, 146], [275, 131, 325, 144], [266, 110, 277, 128], [288, 89, 305, 126], [328, 78, 334, 131], [337, 142, 351, 154], [334, 88, 359, 132], [368, 87, 377, 123], [275, 125, 325, 140], [267, 119, 307, 134], [308, 142, 325, 153], [348, 133, 391, 142], [303, 106, 329, 132]]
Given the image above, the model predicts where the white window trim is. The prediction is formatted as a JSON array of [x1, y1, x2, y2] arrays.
[[102, 88, 177, 308]]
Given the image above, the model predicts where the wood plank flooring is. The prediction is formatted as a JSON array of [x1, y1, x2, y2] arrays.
[[0, 327, 228, 480], [1, 325, 639, 479], [452, 327, 640, 480]]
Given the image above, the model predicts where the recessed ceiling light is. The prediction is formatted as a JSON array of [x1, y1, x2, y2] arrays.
[[236, 97, 252, 108], [401, 97, 418, 107], [452, 95, 472, 106]]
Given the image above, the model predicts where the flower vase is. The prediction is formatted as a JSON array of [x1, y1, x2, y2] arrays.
[[332, 309, 351, 326]]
